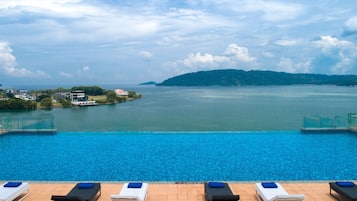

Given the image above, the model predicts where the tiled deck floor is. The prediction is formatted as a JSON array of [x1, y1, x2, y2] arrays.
[[23, 182, 338, 201]]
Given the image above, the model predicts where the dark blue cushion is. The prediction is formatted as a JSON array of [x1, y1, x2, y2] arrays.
[[208, 182, 225, 188], [77, 183, 94, 189], [128, 182, 142, 188], [4, 182, 22, 187], [336, 182, 355, 187], [262, 182, 278, 188]]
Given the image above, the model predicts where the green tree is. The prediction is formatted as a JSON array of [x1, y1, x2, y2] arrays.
[[0, 98, 36, 110], [59, 98, 72, 107], [106, 91, 117, 103], [117, 96, 128, 103], [128, 91, 142, 99], [37, 94, 50, 102], [71, 86, 104, 95], [128, 91, 136, 98], [41, 97, 53, 108]]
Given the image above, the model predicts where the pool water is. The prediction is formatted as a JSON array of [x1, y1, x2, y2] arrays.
[[0, 131, 356, 181]]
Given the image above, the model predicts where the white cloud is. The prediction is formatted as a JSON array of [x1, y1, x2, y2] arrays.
[[313, 35, 357, 74], [331, 52, 353, 74], [139, 51, 153, 59], [173, 43, 255, 69], [201, 0, 304, 22], [313, 35, 353, 53], [182, 52, 230, 67], [0, 1, 161, 43], [76, 66, 90, 75], [82, 66, 90, 72], [224, 44, 256, 62], [275, 39, 300, 46], [277, 57, 311, 73], [240, 0, 304, 21], [343, 16, 357, 36], [0, 0, 100, 19], [59, 71, 73, 78], [162, 52, 228, 77], [167, 8, 205, 20], [0, 41, 48, 77], [263, 51, 274, 58], [167, 43, 255, 75]]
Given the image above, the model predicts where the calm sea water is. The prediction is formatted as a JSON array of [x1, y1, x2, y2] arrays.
[[0, 131, 356, 181], [1, 85, 356, 131]]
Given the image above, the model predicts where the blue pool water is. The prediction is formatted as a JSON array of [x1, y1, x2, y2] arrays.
[[0, 131, 357, 181]]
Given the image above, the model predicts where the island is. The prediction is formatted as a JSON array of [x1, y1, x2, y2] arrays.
[[157, 69, 357, 86], [139, 81, 157, 85]]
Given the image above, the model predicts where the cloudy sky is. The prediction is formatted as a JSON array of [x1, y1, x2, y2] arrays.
[[1, 0, 357, 86]]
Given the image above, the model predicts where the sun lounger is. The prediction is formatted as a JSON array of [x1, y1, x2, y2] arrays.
[[330, 181, 357, 201], [204, 182, 240, 201], [256, 182, 304, 201], [51, 183, 101, 201], [111, 182, 148, 201], [0, 182, 29, 201]]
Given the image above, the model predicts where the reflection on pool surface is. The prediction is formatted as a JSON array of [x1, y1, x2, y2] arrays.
[[0, 131, 356, 181]]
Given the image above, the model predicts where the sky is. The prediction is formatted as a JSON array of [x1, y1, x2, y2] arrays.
[[1, 0, 357, 86]]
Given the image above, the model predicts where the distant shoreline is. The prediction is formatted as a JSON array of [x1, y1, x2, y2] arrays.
[[158, 69, 357, 86]]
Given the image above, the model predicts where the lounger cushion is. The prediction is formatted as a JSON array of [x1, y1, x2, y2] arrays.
[[336, 181, 355, 187], [273, 194, 305, 200], [261, 182, 278, 188], [77, 183, 94, 189], [128, 182, 142, 188], [3, 182, 22, 187], [209, 182, 225, 188], [211, 195, 240, 201], [111, 183, 148, 201]]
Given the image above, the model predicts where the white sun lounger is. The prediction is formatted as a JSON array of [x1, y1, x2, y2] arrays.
[[0, 182, 29, 201], [111, 183, 148, 201], [256, 182, 304, 201]]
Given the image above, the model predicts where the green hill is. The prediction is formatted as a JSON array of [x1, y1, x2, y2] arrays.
[[157, 69, 357, 86]]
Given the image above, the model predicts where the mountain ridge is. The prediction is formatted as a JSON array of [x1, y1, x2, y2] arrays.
[[157, 69, 357, 86]]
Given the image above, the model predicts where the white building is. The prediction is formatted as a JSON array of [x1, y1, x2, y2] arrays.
[[115, 89, 129, 96], [70, 90, 97, 106], [70, 90, 87, 102]]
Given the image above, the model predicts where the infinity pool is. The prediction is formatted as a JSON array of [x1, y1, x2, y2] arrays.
[[0, 131, 356, 181]]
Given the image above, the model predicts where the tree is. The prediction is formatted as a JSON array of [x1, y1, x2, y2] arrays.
[[0, 98, 36, 110], [36, 94, 51, 102], [59, 98, 72, 107], [41, 97, 53, 108], [71, 86, 104, 95], [106, 91, 117, 103], [128, 91, 142, 99]]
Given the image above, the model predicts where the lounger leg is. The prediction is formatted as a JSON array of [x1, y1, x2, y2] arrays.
[[94, 189, 101, 201], [255, 190, 263, 201], [18, 188, 30, 201], [330, 187, 348, 201]]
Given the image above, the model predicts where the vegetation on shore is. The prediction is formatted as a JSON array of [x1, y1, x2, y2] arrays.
[[0, 86, 142, 111], [0, 98, 37, 110]]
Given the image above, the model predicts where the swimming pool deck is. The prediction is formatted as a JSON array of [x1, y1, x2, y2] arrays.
[[22, 182, 340, 200]]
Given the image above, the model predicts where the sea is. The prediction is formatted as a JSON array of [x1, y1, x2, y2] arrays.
[[1, 85, 357, 131], [1, 85, 357, 181]]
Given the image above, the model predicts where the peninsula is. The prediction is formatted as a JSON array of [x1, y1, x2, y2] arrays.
[[0, 86, 142, 110], [157, 69, 357, 86]]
